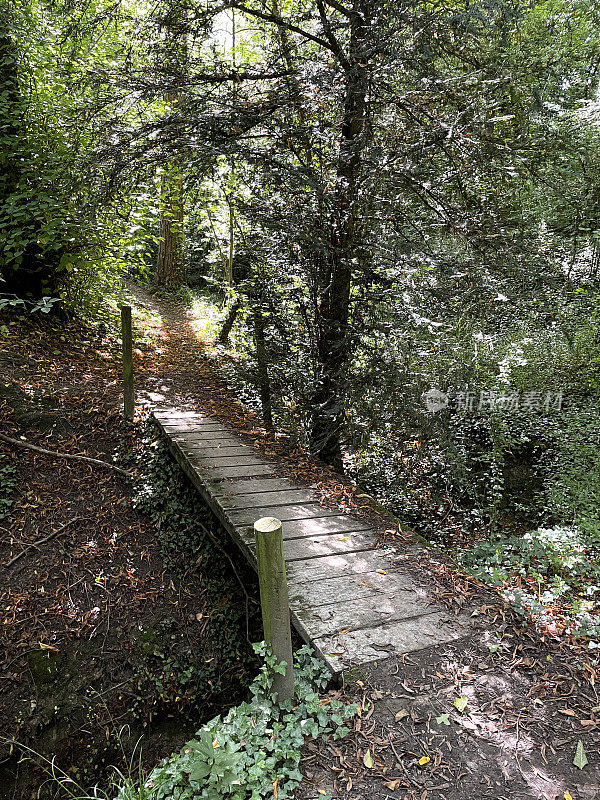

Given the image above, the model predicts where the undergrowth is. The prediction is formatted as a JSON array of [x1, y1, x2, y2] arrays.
[[458, 525, 600, 641], [0, 453, 17, 519], [17, 645, 355, 800], [128, 420, 259, 720]]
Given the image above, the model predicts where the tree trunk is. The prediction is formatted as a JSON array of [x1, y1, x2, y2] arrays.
[[155, 169, 185, 286], [218, 296, 241, 343], [309, 5, 371, 472]]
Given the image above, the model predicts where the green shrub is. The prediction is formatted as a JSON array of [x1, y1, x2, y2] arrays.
[[114, 644, 354, 800]]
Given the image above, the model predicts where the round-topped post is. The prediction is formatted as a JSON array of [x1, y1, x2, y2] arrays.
[[254, 516, 294, 700], [121, 305, 134, 421]]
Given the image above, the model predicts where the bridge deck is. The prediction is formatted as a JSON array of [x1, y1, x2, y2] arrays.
[[153, 408, 467, 674]]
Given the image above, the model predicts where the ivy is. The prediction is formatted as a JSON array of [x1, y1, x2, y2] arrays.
[[0, 453, 16, 520], [114, 644, 355, 800]]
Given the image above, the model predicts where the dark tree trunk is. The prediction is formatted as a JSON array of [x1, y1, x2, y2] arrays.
[[309, 5, 371, 472], [155, 170, 185, 286], [218, 296, 242, 343], [0, 23, 21, 205]]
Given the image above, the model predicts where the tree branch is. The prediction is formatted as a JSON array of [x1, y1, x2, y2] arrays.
[[229, 1, 333, 52], [0, 433, 129, 477]]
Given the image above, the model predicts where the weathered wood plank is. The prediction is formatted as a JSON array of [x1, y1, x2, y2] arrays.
[[233, 515, 371, 543], [286, 550, 395, 581], [293, 594, 438, 640], [219, 489, 317, 510], [281, 532, 376, 561], [227, 503, 337, 526], [279, 515, 369, 538], [289, 570, 418, 608], [170, 430, 237, 441], [313, 612, 469, 672], [156, 413, 226, 428], [186, 453, 268, 469], [194, 464, 277, 481], [185, 445, 255, 459], [212, 477, 297, 496]]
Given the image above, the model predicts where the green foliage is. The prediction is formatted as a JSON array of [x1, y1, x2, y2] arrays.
[[131, 422, 255, 712], [0, 453, 16, 520], [457, 525, 600, 638], [115, 644, 355, 800]]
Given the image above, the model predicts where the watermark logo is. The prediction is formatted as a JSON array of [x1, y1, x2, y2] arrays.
[[422, 389, 563, 413], [422, 388, 449, 413]]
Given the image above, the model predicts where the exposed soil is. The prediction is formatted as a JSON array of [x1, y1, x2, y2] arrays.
[[0, 312, 259, 798]]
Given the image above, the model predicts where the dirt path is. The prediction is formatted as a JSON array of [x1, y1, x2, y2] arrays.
[[0, 305, 258, 798], [128, 284, 600, 800]]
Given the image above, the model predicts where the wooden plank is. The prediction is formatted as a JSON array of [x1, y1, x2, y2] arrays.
[[289, 570, 418, 608], [286, 550, 394, 581], [212, 477, 297, 497], [279, 516, 369, 538], [313, 612, 469, 672], [281, 532, 376, 561], [186, 454, 267, 469], [233, 516, 372, 543], [193, 464, 277, 481], [184, 445, 255, 459], [219, 489, 317, 510], [177, 438, 252, 451], [156, 412, 226, 427], [170, 430, 236, 441], [293, 594, 438, 640], [227, 503, 337, 525]]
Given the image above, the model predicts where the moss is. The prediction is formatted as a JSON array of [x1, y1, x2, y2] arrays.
[[28, 650, 61, 685]]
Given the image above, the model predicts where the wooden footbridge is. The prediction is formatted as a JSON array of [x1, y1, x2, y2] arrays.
[[153, 407, 467, 674]]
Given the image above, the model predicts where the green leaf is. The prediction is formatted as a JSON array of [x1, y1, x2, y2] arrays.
[[573, 740, 588, 770], [363, 749, 373, 768], [454, 696, 468, 713], [436, 713, 450, 725]]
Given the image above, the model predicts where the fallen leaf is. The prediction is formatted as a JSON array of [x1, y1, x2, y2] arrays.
[[418, 756, 430, 766], [564, 793, 573, 800], [454, 696, 468, 713], [363, 749, 373, 768], [573, 740, 588, 770], [395, 709, 409, 722], [386, 779, 402, 790], [558, 709, 576, 717], [39, 643, 59, 652], [376, 569, 387, 574]]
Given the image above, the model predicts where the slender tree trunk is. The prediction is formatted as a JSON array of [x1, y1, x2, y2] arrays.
[[309, 6, 371, 472], [154, 6, 187, 287], [155, 169, 184, 286], [0, 21, 21, 205], [218, 296, 241, 343]]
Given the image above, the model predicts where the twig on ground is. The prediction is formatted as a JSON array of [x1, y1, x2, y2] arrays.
[[6, 517, 83, 567], [0, 432, 129, 476]]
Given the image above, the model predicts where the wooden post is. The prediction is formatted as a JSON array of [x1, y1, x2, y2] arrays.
[[121, 305, 134, 421], [254, 516, 294, 700]]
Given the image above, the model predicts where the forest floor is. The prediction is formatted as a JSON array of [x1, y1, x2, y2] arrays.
[[1, 283, 599, 800]]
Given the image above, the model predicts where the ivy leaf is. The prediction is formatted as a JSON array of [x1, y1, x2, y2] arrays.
[[573, 740, 588, 770], [363, 749, 373, 768], [454, 696, 468, 713], [436, 713, 450, 725]]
